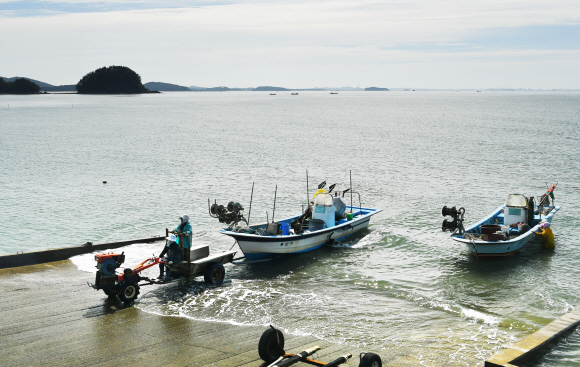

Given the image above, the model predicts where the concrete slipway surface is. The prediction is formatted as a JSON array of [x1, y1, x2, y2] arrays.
[[0, 261, 425, 367], [3, 260, 578, 367]]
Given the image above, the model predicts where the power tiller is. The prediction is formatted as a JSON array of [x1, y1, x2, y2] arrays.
[[88, 252, 165, 304]]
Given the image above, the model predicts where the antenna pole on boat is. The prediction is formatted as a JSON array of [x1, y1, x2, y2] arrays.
[[306, 170, 310, 212], [247, 182, 254, 225], [350, 170, 353, 213], [272, 185, 277, 222]]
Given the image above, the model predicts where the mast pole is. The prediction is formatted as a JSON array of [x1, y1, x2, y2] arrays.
[[247, 182, 254, 225], [272, 185, 277, 222], [350, 170, 353, 213], [306, 170, 310, 212]]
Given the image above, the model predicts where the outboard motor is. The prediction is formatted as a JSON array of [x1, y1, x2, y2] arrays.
[[441, 206, 465, 235]]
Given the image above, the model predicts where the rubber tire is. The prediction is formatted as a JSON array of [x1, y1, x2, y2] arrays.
[[103, 289, 116, 297], [258, 328, 285, 363], [359, 353, 382, 367], [204, 263, 225, 284], [117, 281, 140, 304]]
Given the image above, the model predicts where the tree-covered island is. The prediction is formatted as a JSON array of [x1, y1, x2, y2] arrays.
[[76, 66, 158, 94], [0, 78, 41, 94]]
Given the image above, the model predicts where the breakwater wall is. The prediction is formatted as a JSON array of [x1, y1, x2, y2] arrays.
[[486, 308, 580, 366], [0, 236, 163, 269]]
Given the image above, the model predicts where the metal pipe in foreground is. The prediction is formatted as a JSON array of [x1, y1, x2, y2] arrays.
[[324, 354, 353, 367], [274, 346, 321, 367]]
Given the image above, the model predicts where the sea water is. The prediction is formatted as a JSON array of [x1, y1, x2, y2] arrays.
[[1, 91, 579, 365]]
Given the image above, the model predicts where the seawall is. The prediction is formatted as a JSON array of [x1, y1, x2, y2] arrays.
[[0, 236, 163, 269]]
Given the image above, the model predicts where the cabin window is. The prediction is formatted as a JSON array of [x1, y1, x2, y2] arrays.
[[508, 208, 522, 216]]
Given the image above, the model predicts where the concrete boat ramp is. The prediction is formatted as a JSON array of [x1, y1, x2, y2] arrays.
[[1, 261, 421, 367], [2, 255, 579, 366]]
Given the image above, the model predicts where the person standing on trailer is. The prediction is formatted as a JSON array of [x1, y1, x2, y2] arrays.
[[158, 215, 192, 280], [174, 214, 192, 250]]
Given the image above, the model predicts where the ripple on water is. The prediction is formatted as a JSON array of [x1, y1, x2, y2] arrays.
[[6, 92, 580, 366]]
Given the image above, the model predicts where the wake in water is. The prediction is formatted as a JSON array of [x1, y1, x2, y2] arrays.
[[70, 225, 522, 365]]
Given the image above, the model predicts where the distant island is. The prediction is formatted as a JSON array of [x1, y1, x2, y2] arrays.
[[11, 75, 568, 94], [0, 77, 41, 94], [253, 86, 289, 91], [76, 66, 157, 94], [143, 82, 190, 92]]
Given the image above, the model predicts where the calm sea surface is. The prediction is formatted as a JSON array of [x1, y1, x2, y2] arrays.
[[1, 91, 579, 365]]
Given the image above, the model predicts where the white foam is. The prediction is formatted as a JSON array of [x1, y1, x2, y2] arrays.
[[460, 308, 499, 325]]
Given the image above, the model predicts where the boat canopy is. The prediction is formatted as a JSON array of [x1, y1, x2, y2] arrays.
[[506, 194, 527, 208]]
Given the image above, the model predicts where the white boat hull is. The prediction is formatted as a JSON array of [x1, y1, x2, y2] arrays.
[[221, 207, 381, 260]]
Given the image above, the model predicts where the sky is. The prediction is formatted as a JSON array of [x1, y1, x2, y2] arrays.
[[1, 0, 580, 89]]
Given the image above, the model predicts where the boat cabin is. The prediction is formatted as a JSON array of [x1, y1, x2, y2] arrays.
[[504, 194, 529, 226]]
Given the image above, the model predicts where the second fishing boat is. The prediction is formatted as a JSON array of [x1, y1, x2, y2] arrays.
[[209, 172, 382, 261]]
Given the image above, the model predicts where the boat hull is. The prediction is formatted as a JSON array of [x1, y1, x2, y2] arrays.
[[221, 207, 381, 260], [451, 205, 561, 257]]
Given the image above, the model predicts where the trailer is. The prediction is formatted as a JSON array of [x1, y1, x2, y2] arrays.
[[89, 231, 236, 304]]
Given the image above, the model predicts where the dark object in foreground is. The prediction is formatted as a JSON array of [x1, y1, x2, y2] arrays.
[[258, 326, 381, 367]]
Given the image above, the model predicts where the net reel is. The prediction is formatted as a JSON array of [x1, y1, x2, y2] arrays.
[[441, 205, 465, 235], [208, 199, 248, 228]]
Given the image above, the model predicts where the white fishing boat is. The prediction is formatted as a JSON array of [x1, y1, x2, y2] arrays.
[[209, 173, 382, 261], [442, 185, 561, 257]]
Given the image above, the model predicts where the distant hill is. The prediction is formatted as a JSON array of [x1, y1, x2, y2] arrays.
[[365, 87, 389, 91], [1, 77, 76, 92], [188, 86, 252, 91], [42, 85, 76, 92], [0, 77, 41, 94], [204, 86, 247, 91], [144, 82, 191, 92], [2, 76, 53, 88], [253, 86, 289, 91]]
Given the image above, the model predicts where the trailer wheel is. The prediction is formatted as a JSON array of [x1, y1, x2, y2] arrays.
[[258, 327, 285, 363], [359, 352, 382, 367], [118, 281, 140, 304], [204, 263, 225, 284]]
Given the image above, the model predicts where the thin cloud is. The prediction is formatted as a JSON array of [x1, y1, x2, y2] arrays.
[[2, 0, 580, 88]]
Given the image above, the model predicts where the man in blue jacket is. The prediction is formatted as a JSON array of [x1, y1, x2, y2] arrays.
[[174, 214, 192, 250], [158, 215, 192, 280]]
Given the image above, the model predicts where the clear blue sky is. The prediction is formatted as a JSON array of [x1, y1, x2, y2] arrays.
[[1, 0, 579, 89]]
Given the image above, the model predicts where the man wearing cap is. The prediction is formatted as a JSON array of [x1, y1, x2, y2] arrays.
[[174, 214, 192, 250], [158, 215, 192, 280]]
